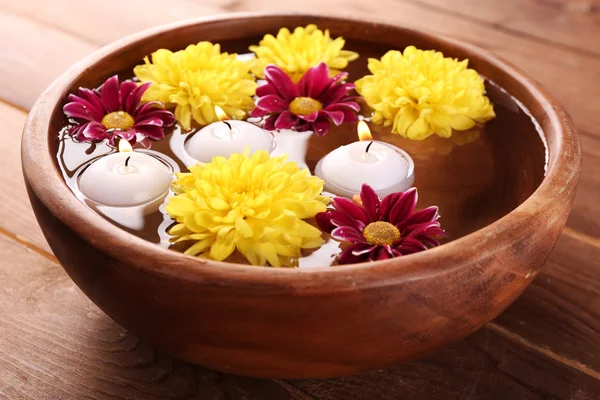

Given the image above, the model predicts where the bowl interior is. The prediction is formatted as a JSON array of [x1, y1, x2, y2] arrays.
[[48, 16, 548, 267]]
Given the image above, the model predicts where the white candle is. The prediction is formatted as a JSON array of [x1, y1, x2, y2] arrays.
[[78, 140, 173, 207], [315, 121, 415, 198], [185, 107, 274, 163]]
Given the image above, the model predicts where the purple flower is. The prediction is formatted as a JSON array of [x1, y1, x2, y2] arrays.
[[316, 184, 445, 264], [63, 75, 175, 148], [250, 63, 359, 135]]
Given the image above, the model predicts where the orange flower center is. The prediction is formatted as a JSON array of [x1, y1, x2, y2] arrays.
[[101, 111, 135, 131], [289, 97, 323, 116], [362, 221, 400, 246]]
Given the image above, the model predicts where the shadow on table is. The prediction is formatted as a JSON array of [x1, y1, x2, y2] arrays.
[[77, 311, 585, 400]]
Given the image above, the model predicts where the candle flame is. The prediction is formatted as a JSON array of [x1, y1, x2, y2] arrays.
[[215, 105, 229, 121], [118, 139, 133, 153], [357, 120, 373, 141]]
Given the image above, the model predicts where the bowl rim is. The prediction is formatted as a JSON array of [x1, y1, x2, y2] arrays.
[[22, 12, 581, 285]]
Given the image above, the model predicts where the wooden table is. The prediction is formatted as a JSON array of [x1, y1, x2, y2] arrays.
[[1, 1, 599, 398]]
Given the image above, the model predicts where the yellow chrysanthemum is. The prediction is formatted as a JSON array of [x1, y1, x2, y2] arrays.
[[355, 46, 495, 140], [165, 149, 329, 267], [249, 24, 359, 81], [134, 42, 257, 130]]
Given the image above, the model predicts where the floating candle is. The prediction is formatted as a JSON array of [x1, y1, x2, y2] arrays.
[[185, 106, 274, 163], [78, 140, 173, 207], [315, 121, 415, 198]]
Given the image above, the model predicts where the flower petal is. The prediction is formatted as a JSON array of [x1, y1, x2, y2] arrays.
[[76, 89, 106, 117], [311, 118, 330, 136], [81, 121, 108, 141], [264, 65, 299, 100], [331, 197, 369, 224], [359, 184, 381, 221], [329, 210, 366, 231], [143, 109, 175, 126], [315, 211, 336, 233], [274, 111, 298, 130], [134, 116, 164, 127], [394, 237, 428, 255], [264, 115, 278, 130], [403, 206, 440, 227], [100, 75, 121, 112], [402, 221, 442, 239], [324, 101, 361, 112], [256, 94, 289, 113], [388, 188, 417, 225], [370, 246, 392, 261], [127, 82, 151, 114], [352, 243, 378, 256], [323, 110, 345, 126], [298, 111, 319, 123], [256, 83, 279, 97], [63, 101, 101, 122], [338, 245, 369, 265], [135, 125, 165, 140], [380, 192, 402, 221], [319, 82, 355, 105], [119, 80, 138, 111], [331, 226, 366, 244], [250, 107, 269, 118], [298, 62, 330, 99]]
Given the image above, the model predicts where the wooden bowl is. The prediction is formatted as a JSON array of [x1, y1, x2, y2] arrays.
[[22, 13, 581, 379]]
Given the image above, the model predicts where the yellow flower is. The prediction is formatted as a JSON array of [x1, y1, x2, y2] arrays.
[[249, 24, 359, 81], [165, 149, 329, 267], [355, 46, 495, 140], [134, 42, 257, 130]]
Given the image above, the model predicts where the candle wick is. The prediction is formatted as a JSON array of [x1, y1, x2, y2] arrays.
[[365, 141, 374, 154], [223, 121, 232, 130], [125, 156, 131, 167]]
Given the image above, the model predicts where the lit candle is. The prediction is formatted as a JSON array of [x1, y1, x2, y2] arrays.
[[315, 121, 415, 198], [78, 140, 173, 207], [186, 106, 275, 163]]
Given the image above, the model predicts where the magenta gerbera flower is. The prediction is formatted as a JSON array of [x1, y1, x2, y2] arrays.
[[250, 62, 359, 135], [63, 75, 175, 148], [316, 184, 445, 264]]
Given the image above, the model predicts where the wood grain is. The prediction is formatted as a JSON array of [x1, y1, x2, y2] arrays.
[[0, 0, 224, 45], [0, 11, 95, 110], [0, 101, 51, 254], [406, 0, 600, 56], [0, 0, 598, 398], [1, 232, 599, 399], [494, 233, 600, 372]]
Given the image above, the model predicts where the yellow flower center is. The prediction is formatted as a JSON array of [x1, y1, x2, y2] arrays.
[[101, 111, 135, 130], [289, 97, 323, 116], [362, 221, 400, 246]]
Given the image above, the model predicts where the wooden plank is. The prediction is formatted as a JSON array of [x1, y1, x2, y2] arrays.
[[0, 0, 224, 45], [1, 232, 599, 399], [407, 0, 600, 56], [296, 326, 600, 399], [569, 132, 600, 237], [494, 232, 600, 373], [0, 101, 51, 255], [0, 11, 96, 110]]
